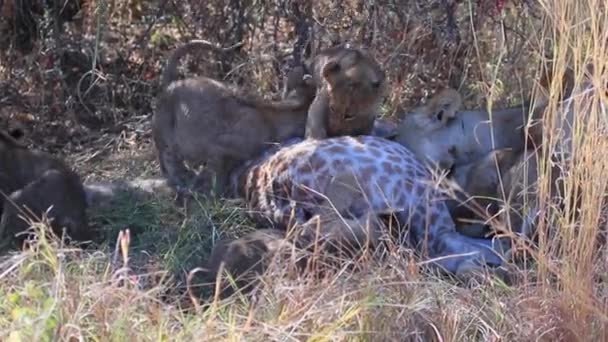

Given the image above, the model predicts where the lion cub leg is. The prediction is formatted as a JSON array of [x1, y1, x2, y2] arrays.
[[157, 143, 196, 194], [305, 90, 331, 139], [191, 152, 242, 197]]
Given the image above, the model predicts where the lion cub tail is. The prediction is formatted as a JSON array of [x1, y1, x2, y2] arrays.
[[159, 39, 244, 91]]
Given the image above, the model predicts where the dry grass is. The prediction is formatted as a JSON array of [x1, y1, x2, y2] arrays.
[[1, 0, 608, 340]]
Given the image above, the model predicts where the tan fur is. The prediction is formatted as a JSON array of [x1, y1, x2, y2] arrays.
[[499, 150, 563, 238], [0, 130, 89, 248], [287, 45, 386, 140], [394, 87, 539, 236], [448, 148, 563, 239], [201, 229, 299, 299], [445, 149, 522, 236], [500, 67, 603, 240], [152, 40, 317, 196], [529, 65, 603, 158], [297, 212, 385, 258], [425, 88, 463, 125], [446, 67, 603, 239], [395, 88, 542, 170]]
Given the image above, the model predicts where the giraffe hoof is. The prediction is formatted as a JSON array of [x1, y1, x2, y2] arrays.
[[453, 257, 501, 277], [432, 233, 506, 275]]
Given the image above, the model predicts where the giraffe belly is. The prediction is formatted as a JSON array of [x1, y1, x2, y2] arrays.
[[243, 136, 436, 229]]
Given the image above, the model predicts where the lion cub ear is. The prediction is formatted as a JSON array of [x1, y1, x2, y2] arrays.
[[321, 60, 342, 83], [426, 88, 462, 124]]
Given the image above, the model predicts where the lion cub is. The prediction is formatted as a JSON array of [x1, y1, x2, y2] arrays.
[[152, 40, 316, 196], [285, 45, 386, 140], [0, 129, 90, 248], [199, 229, 292, 299], [395, 88, 535, 170], [154, 40, 388, 196]]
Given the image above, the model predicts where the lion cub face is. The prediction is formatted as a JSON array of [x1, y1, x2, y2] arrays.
[[321, 48, 386, 125], [394, 88, 463, 170], [287, 46, 386, 140]]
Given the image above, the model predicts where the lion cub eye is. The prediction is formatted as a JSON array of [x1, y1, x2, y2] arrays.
[[436, 110, 445, 122], [371, 80, 381, 89]]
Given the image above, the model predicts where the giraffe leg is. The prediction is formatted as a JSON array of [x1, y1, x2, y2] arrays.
[[406, 200, 507, 275], [429, 234, 508, 276]]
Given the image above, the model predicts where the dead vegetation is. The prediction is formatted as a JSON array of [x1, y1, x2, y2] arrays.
[[1, 0, 607, 340]]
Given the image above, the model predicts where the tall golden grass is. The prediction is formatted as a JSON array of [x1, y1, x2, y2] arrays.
[[526, 0, 608, 338]]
